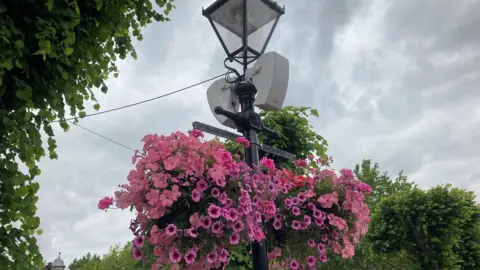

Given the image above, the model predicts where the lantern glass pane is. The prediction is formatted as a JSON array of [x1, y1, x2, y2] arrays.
[[209, 0, 278, 38]]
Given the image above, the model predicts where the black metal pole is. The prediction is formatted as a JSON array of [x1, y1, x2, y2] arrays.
[[235, 81, 269, 270]]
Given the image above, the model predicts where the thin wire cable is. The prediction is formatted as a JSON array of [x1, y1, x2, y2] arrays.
[[70, 121, 136, 152], [12, 73, 226, 126], [70, 73, 226, 121]]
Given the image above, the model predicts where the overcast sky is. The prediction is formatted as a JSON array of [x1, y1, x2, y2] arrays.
[[36, 0, 480, 266]]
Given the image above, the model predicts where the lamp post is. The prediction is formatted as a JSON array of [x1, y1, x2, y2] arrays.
[[203, 1, 285, 270]]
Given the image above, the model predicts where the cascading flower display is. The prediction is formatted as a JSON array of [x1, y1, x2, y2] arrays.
[[100, 131, 282, 269], [99, 130, 372, 269], [265, 156, 372, 269]]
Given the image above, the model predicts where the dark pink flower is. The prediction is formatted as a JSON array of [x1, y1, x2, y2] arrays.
[[317, 243, 326, 253], [290, 260, 299, 269], [292, 220, 301, 230], [184, 250, 197, 265], [358, 183, 372, 193], [292, 206, 301, 216], [235, 137, 250, 148], [227, 208, 239, 221], [307, 256, 316, 267], [230, 232, 240, 245], [219, 248, 229, 262], [201, 217, 212, 228], [208, 204, 222, 219], [259, 157, 275, 170], [273, 220, 282, 230], [211, 221, 222, 234], [165, 224, 177, 236], [207, 252, 218, 264], [190, 129, 204, 138], [211, 188, 220, 197], [131, 247, 143, 262], [295, 159, 308, 167], [233, 220, 244, 232], [98, 197, 113, 210], [133, 236, 144, 247], [169, 248, 182, 264]]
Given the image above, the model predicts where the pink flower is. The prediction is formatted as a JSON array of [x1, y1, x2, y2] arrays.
[[303, 215, 312, 226], [331, 241, 342, 254], [295, 159, 308, 167], [317, 243, 326, 253], [169, 248, 182, 264], [273, 219, 282, 230], [163, 155, 180, 171], [292, 220, 301, 230], [98, 197, 113, 210], [230, 232, 240, 245], [207, 252, 218, 264], [184, 250, 197, 265], [262, 201, 276, 217], [201, 217, 212, 228], [342, 243, 355, 258], [165, 224, 177, 236], [226, 208, 239, 221], [133, 236, 144, 247], [220, 192, 228, 205], [233, 220, 244, 232], [317, 192, 338, 208], [308, 239, 315, 248], [235, 137, 251, 148], [259, 157, 275, 170], [319, 253, 328, 263], [219, 249, 229, 262], [190, 129, 204, 138], [196, 180, 208, 192], [207, 204, 222, 219], [185, 228, 198, 238], [292, 206, 301, 216], [189, 213, 201, 227], [358, 183, 372, 193], [290, 260, 299, 269], [191, 189, 201, 202], [211, 221, 222, 234], [307, 256, 316, 267], [131, 247, 143, 261], [211, 188, 220, 197]]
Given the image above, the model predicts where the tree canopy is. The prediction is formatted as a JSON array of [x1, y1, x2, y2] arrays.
[[0, 0, 174, 268], [68, 243, 148, 270], [369, 184, 480, 270]]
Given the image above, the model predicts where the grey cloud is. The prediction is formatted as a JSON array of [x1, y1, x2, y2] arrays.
[[37, 0, 480, 266]]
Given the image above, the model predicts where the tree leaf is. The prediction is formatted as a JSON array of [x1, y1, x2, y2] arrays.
[[14, 40, 24, 49], [64, 47, 74, 56]]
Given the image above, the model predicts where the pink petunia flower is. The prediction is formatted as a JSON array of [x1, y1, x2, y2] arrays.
[[98, 197, 113, 210]]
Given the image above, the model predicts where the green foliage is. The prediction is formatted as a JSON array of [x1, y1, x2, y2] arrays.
[[69, 252, 102, 270], [0, 0, 174, 268], [369, 184, 480, 270], [225, 106, 328, 168], [225, 245, 252, 270], [69, 242, 150, 270], [354, 159, 416, 207], [259, 106, 328, 168], [320, 159, 419, 270]]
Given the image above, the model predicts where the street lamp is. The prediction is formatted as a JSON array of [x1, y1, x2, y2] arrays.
[[203, 0, 284, 75], [203, 1, 286, 270]]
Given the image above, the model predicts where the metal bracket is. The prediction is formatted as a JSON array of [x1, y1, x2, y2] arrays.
[[192, 121, 295, 160]]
